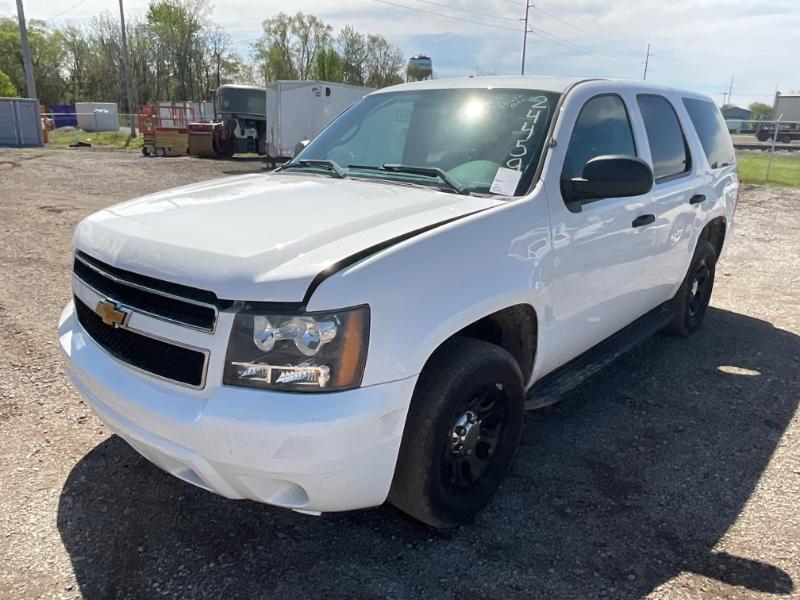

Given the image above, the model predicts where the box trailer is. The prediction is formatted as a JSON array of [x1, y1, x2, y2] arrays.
[[265, 81, 372, 161], [754, 93, 800, 143]]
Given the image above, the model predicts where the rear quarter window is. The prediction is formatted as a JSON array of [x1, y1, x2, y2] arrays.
[[682, 98, 736, 169]]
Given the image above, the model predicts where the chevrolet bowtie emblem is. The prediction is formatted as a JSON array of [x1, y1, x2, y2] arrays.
[[95, 299, 128, 328]]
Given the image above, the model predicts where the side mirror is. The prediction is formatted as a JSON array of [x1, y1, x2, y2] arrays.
[[563, 155, 654, 210]]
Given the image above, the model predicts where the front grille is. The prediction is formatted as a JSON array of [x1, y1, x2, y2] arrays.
[[73, 251, 220, 331], [75, 297, 207, 387]]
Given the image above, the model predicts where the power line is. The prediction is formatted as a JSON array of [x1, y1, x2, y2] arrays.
[[529, 25, 633, 65], [410, 0, 517, 22], [531, 4, 641, 55], [47, 0, 91, 20], [370, 0, 520, 32], [369, 0, 636, 66]]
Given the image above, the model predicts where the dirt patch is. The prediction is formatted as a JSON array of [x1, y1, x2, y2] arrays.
[[0, 148, 798, 599]]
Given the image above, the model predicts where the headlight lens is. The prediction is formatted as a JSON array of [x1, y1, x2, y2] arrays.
[[223, 306, 369, 392]]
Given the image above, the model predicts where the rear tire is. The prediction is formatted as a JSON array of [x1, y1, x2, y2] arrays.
[[665, 240, 716, 336], [388, 337, 525, 528]]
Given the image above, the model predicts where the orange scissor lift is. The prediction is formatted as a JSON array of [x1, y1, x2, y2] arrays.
[[138, 104, 195, 157]]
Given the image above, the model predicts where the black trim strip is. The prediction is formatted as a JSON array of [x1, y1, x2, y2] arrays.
[[301, 208, 493, 305], [76, 250, 231, 309]]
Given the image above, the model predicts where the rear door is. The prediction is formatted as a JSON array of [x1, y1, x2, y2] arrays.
[[634, 93, 702, 299], [681, 96, 738, 254]]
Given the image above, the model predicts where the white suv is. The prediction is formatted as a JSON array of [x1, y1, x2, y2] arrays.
[[59, 76, 738, 528]]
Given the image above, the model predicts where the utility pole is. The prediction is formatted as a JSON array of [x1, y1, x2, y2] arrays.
[[118, 0, 136, 138], [15, 0, 36, 99], [520, 1, 532, 76], [726, 74, 734, 107], [642, 43, 651, 81]]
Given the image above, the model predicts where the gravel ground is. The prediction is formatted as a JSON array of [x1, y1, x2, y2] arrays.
[[0, 147, 798, 599]]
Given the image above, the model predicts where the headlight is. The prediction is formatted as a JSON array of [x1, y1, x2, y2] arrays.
[[223, 306, 369, 392]]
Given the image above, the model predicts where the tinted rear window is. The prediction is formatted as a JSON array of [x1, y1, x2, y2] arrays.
[[683, 98, 735, 168], [637, 94, 691, 181]]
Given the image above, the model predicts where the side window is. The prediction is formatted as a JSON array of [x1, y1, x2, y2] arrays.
[[637, 94, 691, 181], [561, 94, 637, 184], [682, 97, 735, 168]]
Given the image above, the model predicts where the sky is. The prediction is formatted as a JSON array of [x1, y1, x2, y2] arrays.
[[2, 0, 798, 108]]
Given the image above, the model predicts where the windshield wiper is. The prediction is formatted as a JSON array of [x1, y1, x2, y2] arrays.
[[283, 159, 347, 179], [348, 163, 470, 196]]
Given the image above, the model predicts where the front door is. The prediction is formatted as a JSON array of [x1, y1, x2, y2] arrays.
[[539, 90, 659, 373]]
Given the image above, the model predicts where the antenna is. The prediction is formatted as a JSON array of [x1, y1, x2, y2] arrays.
[[642, 43, 651, 80]]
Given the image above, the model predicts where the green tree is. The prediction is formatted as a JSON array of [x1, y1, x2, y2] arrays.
[[252, 15, 402, 88], [338, 25, 366, 85], [0, 17, 67, 104], [147, 0, 210, 99], [251, 13, 296, 83], [748, 101, 773, 120], [364, 34, 404, 88], [314, 46, 343, 82], [0, 69, 17, 96]]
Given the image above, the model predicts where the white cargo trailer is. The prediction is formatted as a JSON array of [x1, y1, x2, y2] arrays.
[[265, 81, 371, 160]]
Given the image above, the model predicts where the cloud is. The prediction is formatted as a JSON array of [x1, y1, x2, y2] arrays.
[[7, 0, 797, 106]]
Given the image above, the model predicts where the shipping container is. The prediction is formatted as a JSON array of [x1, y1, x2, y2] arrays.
[[0, 97, 43, 147]]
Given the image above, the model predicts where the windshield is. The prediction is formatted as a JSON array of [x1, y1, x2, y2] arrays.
[[290, 88, 560, 196]]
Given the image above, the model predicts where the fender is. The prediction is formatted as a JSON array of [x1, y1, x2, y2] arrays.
[[301, 207, 494, 306], [306, 191, 552, 388]]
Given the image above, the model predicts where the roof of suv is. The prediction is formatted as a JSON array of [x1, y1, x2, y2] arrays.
[[376, 76, 710, 101]]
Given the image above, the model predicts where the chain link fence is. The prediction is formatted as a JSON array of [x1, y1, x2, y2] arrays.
[[40, 112, 141, 148], [727, 119, 800, 187]]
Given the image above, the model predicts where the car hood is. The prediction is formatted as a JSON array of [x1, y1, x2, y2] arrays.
[[74, 172, 501, 302]]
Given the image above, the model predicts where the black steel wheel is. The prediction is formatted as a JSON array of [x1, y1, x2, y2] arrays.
[[389, 337, 525, 528], [442, 383, 510, 494], [666, 240, 717, 336]]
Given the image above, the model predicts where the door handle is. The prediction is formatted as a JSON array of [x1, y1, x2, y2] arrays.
[[632, 214, 655, 228], [689, 194, 706, 205]]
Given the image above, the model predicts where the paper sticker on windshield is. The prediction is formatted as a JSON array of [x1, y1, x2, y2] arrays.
[[490, 167, 522, 196]]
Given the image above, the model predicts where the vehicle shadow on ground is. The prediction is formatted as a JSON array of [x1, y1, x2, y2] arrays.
[[57, 307, 798, 599]]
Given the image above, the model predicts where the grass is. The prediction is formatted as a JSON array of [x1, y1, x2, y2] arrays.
[[47, 127, 143, 150], [736, 151, 800, 187]]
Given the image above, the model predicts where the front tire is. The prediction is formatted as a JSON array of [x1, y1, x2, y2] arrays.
[[666, 240, 717, 336], [389, 337, 525, 528]]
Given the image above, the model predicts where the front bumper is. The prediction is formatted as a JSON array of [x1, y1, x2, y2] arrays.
[[58, 300, 415, 512]]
